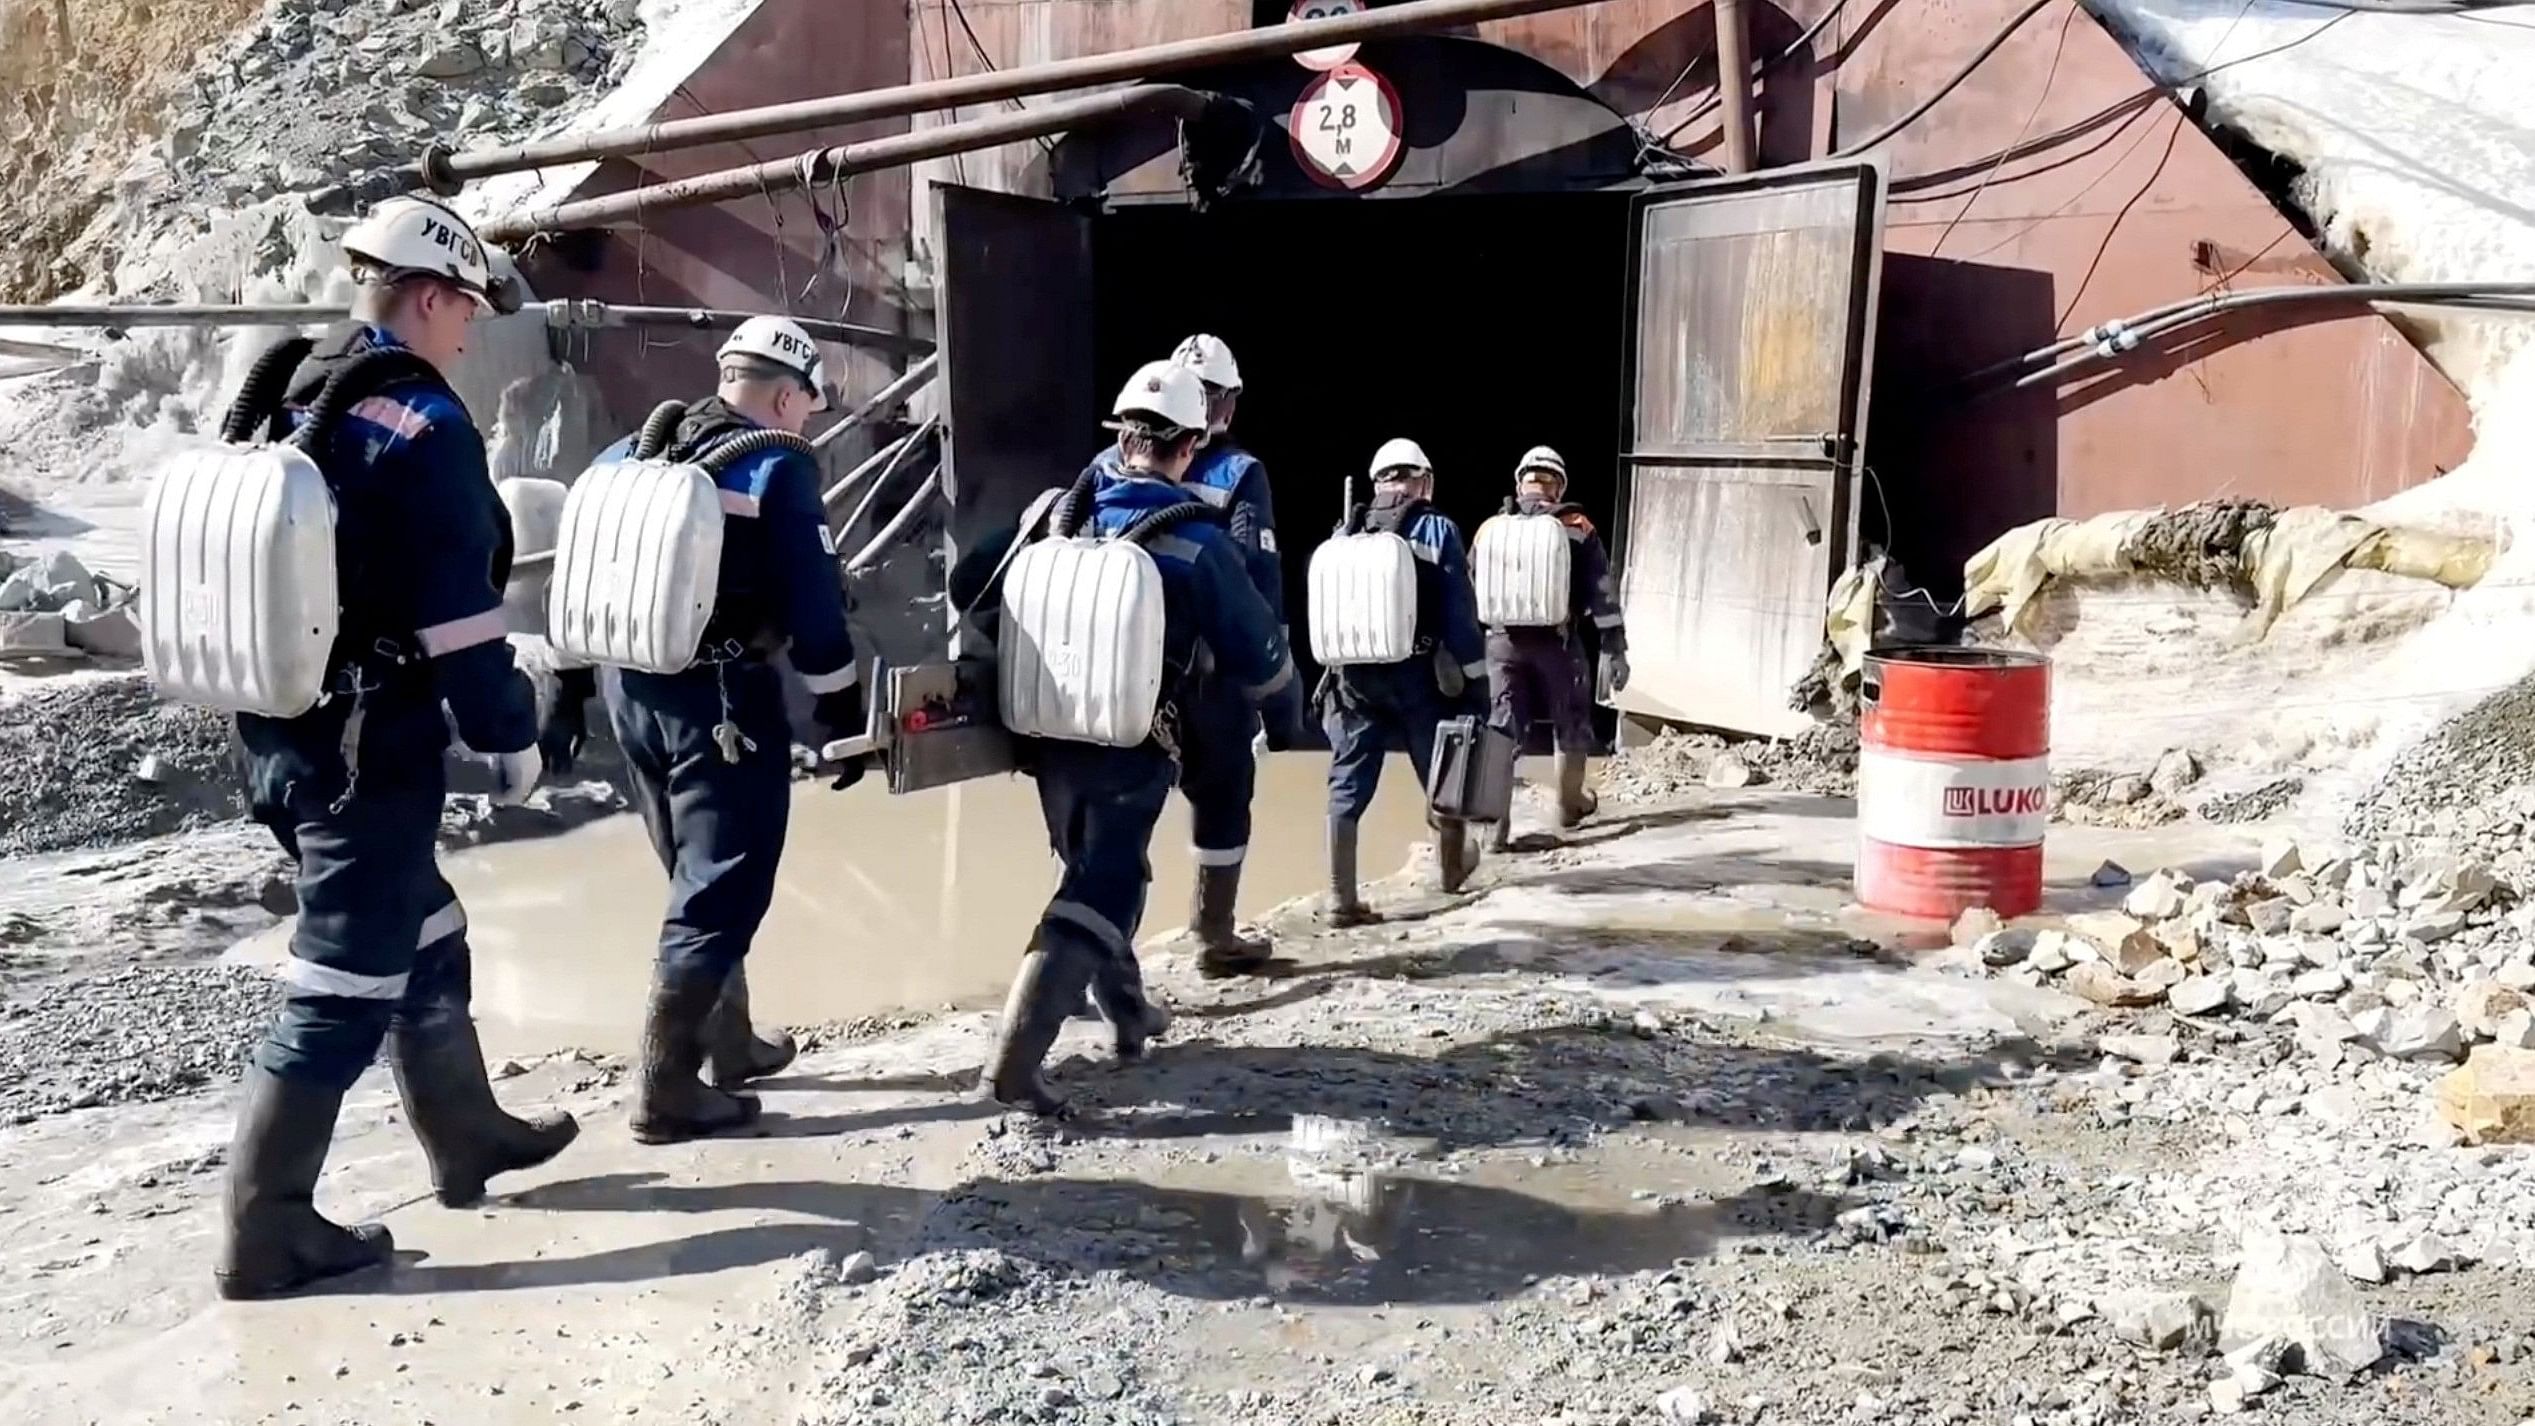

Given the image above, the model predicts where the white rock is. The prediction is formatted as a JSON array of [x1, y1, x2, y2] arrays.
[[2124, 876, 2192, 923], [2150, 748, 2202, 795], [1706, 756, 1754, 790], [1953, 906, 2004, 947], [2136, 957, 2188, 992], [2260, 839, 2304, 879], [2498, 962, 2535, 993], [2207, 1378, 2248, 1415], [2291, 902, 2349, 935], [2388, 1233, 2470, 1276], [2373, 1006, 2465, 1063], [2028, 933, 2077, 975], [2219, 1229, 2381, 1378], [2246, 899, 2295, 936], [2101, 1034, 2181, 1067], [2106, 1289, 2213, 1353], [2068, 911, 2165, 974], [2291, 968, 2349, 1000], [2170, 975, 2233, 1016], [2455, 981, 2531, 1041], [838, 1250, 879, 1284], [2234, 970, 2294, 1018], [2335, 1237, 2389, 1285], [1655, 1386, 1712, 1424], [2408, 910, 2470, 945], [2494, 1009, 2535, 1050], [1955, 1146, 1999, 1171]]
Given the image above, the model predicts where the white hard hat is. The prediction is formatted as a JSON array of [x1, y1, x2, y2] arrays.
[[341, 197, 518, 314], [1516, 445, 1568, 479], [1370, 437, 1433, 479], [1110, 359, 1210, 434], [717, 316, 831, 411], [1170, 333, 1243, 393]]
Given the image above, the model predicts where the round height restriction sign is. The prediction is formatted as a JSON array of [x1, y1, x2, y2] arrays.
[[1287, 0, 1365, 71], [1289, 63, 1404, 192]]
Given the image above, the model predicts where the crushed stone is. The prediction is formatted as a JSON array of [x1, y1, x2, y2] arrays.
[[1601, 724, 1861, 803], [0, 674, 238, 857]]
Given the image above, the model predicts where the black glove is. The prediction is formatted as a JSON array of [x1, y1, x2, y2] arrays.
[[811, 687, 869, 790], [826, 753, 869, 792], [537, 668, 598, 776]]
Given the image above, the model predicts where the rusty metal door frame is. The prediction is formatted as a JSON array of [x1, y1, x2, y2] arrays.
[[934, 184, 1100, 561], [1611, 156, 1888, 735]]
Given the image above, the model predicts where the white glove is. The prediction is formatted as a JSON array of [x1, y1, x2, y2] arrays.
[[485, 746, 543, 806]]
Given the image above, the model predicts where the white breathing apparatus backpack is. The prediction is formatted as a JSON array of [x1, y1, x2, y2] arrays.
[[998, 479, 1211, 748], [545, 404, 817, 675], [140, 338, 441, 718], [1307, 500, 1420, 668], [1472, 507, 1574, 628]]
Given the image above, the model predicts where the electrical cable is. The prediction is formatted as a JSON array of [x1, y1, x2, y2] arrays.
[[2008, 288, 2535, 391], [1831, 0, 2059, 158]]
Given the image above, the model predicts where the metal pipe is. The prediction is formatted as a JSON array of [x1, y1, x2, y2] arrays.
[[822, 429, 921, 509], [0, 300, 930, 355], [846, 469, 945, 575], [1712, 0, 1756, 173], [419, 0, 1622, 191], [482, 86, 1209, 244], [839, 421, 941, 535], [815, 353, 938, 457]]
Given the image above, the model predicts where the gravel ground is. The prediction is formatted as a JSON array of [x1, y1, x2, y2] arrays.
[[0, 674, 239, 857], [2350, 671, 2535, 842], [0, 963, 274, 1123], [1602, 724, 1862, 803]]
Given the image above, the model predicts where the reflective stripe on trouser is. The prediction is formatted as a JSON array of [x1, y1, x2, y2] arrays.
[[1033, 740, 1175, 1017], [1175, 671, 1258, 863], [1324, 670, 1447, 825], [1486, 628, 1595, 753], [603, 660, 795, 990], [254, 783, 471, 1090]]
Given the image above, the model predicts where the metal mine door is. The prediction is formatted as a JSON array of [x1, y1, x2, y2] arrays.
[[1614, 160, 1886, 738], [935, 185, 1098, 559]]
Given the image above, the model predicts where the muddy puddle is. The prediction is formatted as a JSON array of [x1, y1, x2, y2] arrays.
[[434, 755, 1435, 1056], [951, 1116, 1799, 1304]]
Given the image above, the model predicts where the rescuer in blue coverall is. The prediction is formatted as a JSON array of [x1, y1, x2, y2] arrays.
[[963, 361, 1303, 1116], [1485, 445, 1629, 851], [552, 316, 866, 1144], [1319, 438, 1488, 925], [217, 198, 576, 1301]]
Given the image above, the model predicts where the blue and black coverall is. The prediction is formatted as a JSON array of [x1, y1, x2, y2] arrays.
[[1487, 498, 1626, 753], [599, 399, 859, 992], [975, 473, 1301, 998], [236, 326, 537, 1091], [1322, 490, 1487, 822], [1094, 440, 1284, 873]]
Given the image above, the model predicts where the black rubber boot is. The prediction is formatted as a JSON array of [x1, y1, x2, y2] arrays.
[[214, 1065, 395, 1301], [1190, 863, 1274, 975], [1089, 952, 1173, 1063], [388, 1007, 579, 1208], [632, 974, 762, 1145], [1436, 817, 1478, 894], [1555, 751, 1599, 828], [1326, 817, 1379, 928], [984, 942, 1098, 1116], [704, 965, 797, 1090]]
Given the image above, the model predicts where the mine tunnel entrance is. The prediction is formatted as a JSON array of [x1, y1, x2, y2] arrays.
[[1090, 189, 1635, 684]]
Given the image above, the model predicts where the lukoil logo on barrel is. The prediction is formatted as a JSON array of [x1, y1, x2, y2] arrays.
[[1944, 784, 2048, 818]]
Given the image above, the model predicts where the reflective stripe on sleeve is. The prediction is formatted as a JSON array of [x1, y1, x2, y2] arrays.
[[718, 489, 762, 517], [1594, 612, 1626, 630], [417, 609, 508, 657], [1192, 845, 1247, 868], [801, 663, 859, 695]]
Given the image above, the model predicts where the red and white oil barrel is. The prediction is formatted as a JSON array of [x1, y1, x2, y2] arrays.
[[1855, 648, 2050, 920]]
